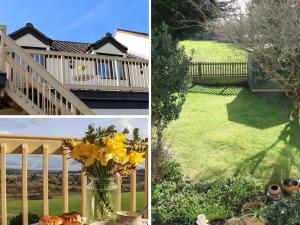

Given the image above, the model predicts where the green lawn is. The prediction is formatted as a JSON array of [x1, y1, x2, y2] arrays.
[[179, 40, 248, 62], [166, 86, 300, 186], [4, 192, 145, 220]]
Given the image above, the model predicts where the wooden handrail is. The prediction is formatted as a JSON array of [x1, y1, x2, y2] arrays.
[[26, 49, 148, 64], [0, 135, 148, 225], [2, 34, 94, 115], [25, 49, 149, 91]]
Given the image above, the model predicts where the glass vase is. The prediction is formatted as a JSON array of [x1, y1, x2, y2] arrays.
[[87, 177, 118, 223]]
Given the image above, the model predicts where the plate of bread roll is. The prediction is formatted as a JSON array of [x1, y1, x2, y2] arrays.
[[38, 212, 83, 225], [34, 211, 148, 225]]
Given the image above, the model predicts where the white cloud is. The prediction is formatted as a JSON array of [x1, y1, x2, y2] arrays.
[[30, 118, 48, 126], [116, 118, 135, 133], [0, 130, 14, 135]]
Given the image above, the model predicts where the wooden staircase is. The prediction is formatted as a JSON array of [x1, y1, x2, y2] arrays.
[[0, 25, 94, 115]]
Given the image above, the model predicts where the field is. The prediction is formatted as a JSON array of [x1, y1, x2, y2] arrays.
[[166, 86, 300, 186], [4, 192, 145, 220], [179, 40, 248, 62]]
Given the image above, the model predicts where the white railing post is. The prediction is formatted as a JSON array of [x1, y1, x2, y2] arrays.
[[115, 60, 120, 87], [0, 25, 6, 72]]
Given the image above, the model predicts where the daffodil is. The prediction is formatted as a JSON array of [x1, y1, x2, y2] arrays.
[[128, 151, 144, 165]]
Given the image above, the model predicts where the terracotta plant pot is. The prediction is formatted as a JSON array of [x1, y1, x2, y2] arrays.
[[242, 216, 265, 225], [281, 179, 299, 194], [267, 184, 281, 199]]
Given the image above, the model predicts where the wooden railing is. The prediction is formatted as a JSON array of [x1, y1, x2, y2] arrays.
[[190, 61, 248, 84], [0, 26, 94, 115], [26, 50, 149, 92], [0, 135, 148, 225]]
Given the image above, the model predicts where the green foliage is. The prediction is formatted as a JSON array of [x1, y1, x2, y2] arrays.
[[152, 143, 185, 184], [9, 213, 39, 225], [242, 206, 269, 223], [152, 24, 191, 131], [152, 176, 263, 225], [152, 0, 225, 39], [267, 194, 300, 225]]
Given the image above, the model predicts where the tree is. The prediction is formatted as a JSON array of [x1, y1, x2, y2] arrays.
[[152, 24, 191, 150], [212, 0, 300, 119], [152, 0, 237, 40]]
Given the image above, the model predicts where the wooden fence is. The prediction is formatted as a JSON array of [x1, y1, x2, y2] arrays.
[[190, 61, 248, 84], [0, 135, 148, 225]]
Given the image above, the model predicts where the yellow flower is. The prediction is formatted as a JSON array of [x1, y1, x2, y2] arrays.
[[70, 148, 82, 159], [115, 133, 126, 142], [128, 151, 144, 165], [84, 157, 95, 167]]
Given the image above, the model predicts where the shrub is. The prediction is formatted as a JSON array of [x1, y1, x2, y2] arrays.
[[9, 213, 40, 225], [152, 176, 263, 225], [152, 180, 178, 206], [152, 146, 185, 184], [267, 194, 300, 225]]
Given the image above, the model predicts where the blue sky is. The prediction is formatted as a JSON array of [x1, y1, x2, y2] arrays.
[[0, 0, 149, 42], [0, 118, 148, 170]]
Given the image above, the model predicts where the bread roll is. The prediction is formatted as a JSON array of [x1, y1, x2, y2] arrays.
[[61, 212, 82, 222], [63, 222, 83, 225], [39, 216, 63, 225]]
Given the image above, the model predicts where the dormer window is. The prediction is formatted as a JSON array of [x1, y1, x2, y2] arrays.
[[89, 33, 128, 57]]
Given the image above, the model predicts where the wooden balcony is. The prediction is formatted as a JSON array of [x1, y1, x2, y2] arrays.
[[26, 49, 149, 92], [0, 135, 148, 225]]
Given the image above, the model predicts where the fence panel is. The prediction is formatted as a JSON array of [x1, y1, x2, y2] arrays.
[[190, 61, 248, 84]]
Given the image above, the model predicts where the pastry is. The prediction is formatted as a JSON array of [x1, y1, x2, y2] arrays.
[[63, 222, 83, 225], [39, 216, 63, 225], [61, 212, 82, 223]]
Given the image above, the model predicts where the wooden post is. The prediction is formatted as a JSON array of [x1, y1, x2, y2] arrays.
[[1, 143, 7, 225], [81, 170, 87, 217], [0, 25, 6, 72], [60, 55, 65, 84], [22, 144, 28, 225], [116, 176, 122, 211], [130, 170, 137, 212], [144, 152, 148, 218], [62, 148, 69, 213], [43, 145, 49, 215]]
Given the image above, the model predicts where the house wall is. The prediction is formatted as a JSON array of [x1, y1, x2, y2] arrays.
[[91, 42, 126, 56], [115, 31, 149, 59], [14, 33, 50, 50]]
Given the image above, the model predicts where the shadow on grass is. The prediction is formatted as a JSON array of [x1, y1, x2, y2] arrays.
[[190, 85, 243, 96], [226, 89, 289, 129], [234, 120, 300, 185]]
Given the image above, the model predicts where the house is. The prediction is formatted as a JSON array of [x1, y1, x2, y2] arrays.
[[0, 23, 149, 115], [115, 29, 150, 60]]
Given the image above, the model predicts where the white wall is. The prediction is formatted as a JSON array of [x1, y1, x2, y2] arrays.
[[14, 33, 50, 50], [92, 42, 126, 56], [115, 31, 150, 59], [92, 108, 148, 115]]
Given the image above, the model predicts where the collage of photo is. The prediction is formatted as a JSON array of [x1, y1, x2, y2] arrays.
[[1, 0, 300, 225]]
